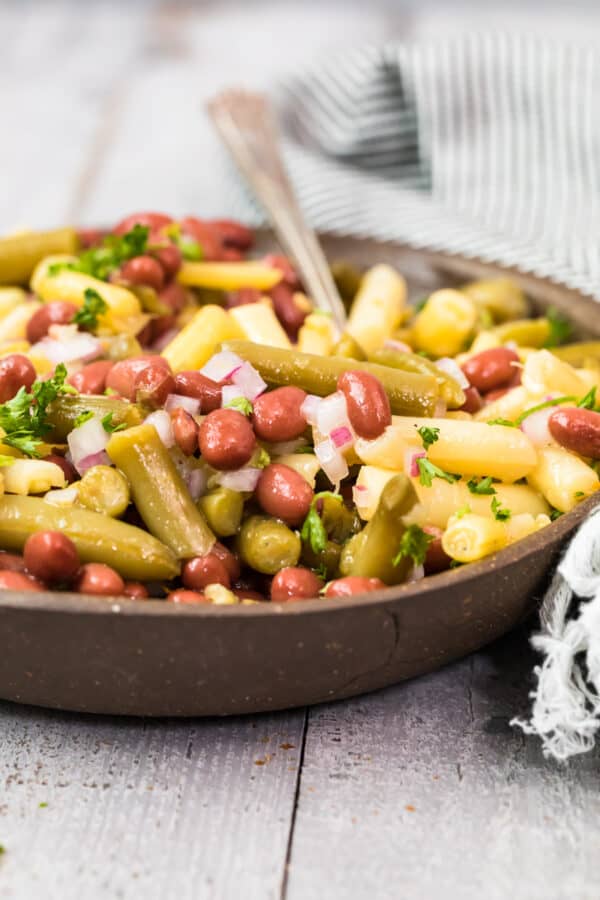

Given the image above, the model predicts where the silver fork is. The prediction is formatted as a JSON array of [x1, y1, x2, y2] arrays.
[[207, 89, 347, 334]]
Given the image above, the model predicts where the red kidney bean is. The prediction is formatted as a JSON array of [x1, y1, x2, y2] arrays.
[[122, 581, 149, 600], [174, 371, 222, 412], [0, 571, 45, 592], [269, 283, 307, 340], [26, 301, 78, 344], [484, 387, 509, 403], [225, 287, 262, 308], [75, 563, 125, 596], [337, 370, 391, 440], [106, 355, 171, 401], [255, 463, 314, 527], [43, 453, 78, 484], [208, 219, 254, 250], [324, 576, 386, 598], [134, 365, 176, 407], [170, 408, 199, 455], [460, 385, 483, 414], [212, 542, 241, 582], [167, 589, 209, 604], [0, 354, 36, 403], [114, 212, 173, 235], [68, 360, 114, 395], [159, 282, 187, 314], [252, 386, 307, 443], [198, 409, 256, 470], [182, 554, 231, 591], [148, 314, 177, 346], [548, 407, 600, 459], [422, 525, 451, 575], [460, 347, 520, 393], [219, 248, 243, 262], [23, 531, 80, 584], [120, 255, 165, 292], [76, 228, 107, 249], [153, 243, 183, 279], [270, 567, 323, 603], [0, 551, 27, 573], [264, 254, 301, 288], [178, 217, 222, 260]]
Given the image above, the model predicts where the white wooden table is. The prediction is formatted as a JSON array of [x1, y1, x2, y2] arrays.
[[1, 2, 600, 898]]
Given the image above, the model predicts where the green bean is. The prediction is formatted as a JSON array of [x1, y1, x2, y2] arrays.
[[46, 396, 145, 441], [0, 494, 178, 580], [340, 473, 418, 585], [237, 515, 301, 574], [223, 341, 440, 416], [461, 278, 529, 323], [368, 347, 465, 408], [107, 424, 215, 558], [301, 539, 341, 579], [320, 495, 362, 544], [77, 465, 130, 518], [0, 228, 79, 286], [198, 487, 244, 537], [551, 342, 600, 367], [104, 333, 143, 361], [332, 333, 367, 361], [492, 318, 551, 347], [330, 260, 363, 307], [128, 285, 171, 316]]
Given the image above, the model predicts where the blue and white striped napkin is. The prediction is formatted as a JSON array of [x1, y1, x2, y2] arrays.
[[219, 35, 600, 759]]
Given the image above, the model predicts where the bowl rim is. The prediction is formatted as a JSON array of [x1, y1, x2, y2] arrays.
[[2, 235, 599, 620]]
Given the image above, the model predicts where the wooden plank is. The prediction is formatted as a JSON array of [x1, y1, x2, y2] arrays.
[[0, 702, 306, 900], [286, 627, 600, 900]]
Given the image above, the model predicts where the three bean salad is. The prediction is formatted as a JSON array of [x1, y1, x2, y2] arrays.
[[0, 212, 597, 604]]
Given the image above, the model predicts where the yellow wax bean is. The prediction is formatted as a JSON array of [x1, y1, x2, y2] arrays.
[[353, 466, 397, 520], [0, 300, 40, 341], [527, 446, 600, 512], [297, 312, 337, 356], [0, 287, 27, 319], [521, 349, 589, 397], [230, 300, 291, 349], [177, 261, 283, 291], [473, 386, 536, 423], [2, 459, 65, 495], [161, 304, 244, 372], [274, 453, 321, 488], [412, 289, 478, 357], [0, 228, 78, 285], [505, 513, 551, 544], [347, 264, 406, 353], [30, 257, 142, 334], [442, 513, 507, 563], [461, 278, 529, 323], [376, 416, 537, 482], [409, 477, 550, 529]]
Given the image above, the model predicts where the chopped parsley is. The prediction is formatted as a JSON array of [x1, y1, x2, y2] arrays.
[[467, 476, 496, 495], [515, 395, 575, 426], [487, 417, 516, 428], [72, 288, 108, 331], [491, 496, 511, 521], [549, 508, 563, 521], [74, 410, 94, 428], [543, 306, 572, 348], [416, 425, 440, 451], [300, 491, 342, 554], [0, 363, 74, 457], [577, 387, 597, 410], [224, 397, 253, 417], [488, 386, 598, 429], [455, 503, 471, 519], [49, 224, 150, 281], [255, 447, 271, 469], [392, 524, 433, 567], [574, 491, 586, 499], [101, 412, 127, 434], [417, 458, 458, 487], [414, 296, 429, 313], [164, 222, 203, 261]]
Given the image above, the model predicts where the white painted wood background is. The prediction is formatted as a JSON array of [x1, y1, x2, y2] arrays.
[[1, 2, 600, 898]]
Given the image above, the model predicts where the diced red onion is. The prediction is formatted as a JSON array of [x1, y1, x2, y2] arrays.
[[405, 448, 426, 477], [384, 339, 412, 353], [144, 410, 175, 448], [33, 331, 102, 365], [67, 417, 109, 473], [520, 407, 555, 447], [76, 449, 110, 473], [217, 467, 262, 492], [164, 393, 201, 416], [352, 484, 369, 509], [221, 384, 246, 407], [231, 361, 267, 401], [316, 391, 353, 438], [330, 425, 354, 451], [185, 467, 207, 501], [435, 357, 470, 390], [300, 394, 322, 426], [315, 438, 348, 486], [200, 351, 243, 382]]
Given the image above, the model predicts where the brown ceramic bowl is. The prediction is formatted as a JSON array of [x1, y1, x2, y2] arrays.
[[0, 233, 598, 716]]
